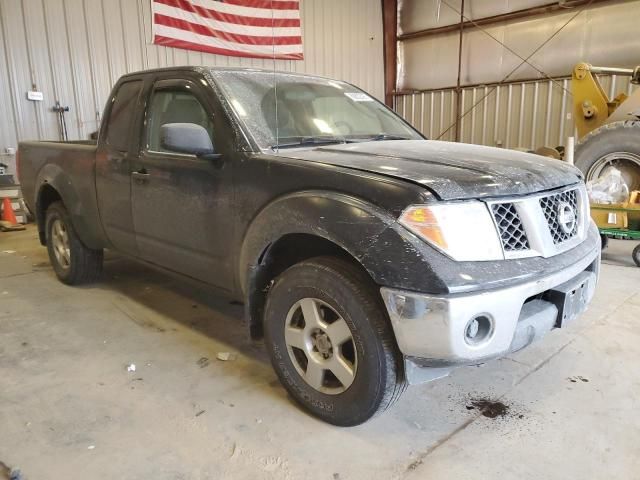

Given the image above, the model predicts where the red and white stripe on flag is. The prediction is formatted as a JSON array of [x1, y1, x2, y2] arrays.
[[152, 0, 303, 60]]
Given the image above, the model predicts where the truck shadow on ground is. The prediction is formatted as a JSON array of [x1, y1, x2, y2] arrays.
[[92, 253, 272, 366], [85, 253, 325, 417]]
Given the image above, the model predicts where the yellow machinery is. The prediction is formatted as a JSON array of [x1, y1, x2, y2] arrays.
[[572, 62, 640, 190], [572, 63, 640, 139]]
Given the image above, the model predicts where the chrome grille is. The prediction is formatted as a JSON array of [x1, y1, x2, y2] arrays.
[[491, 203, 530, 252], [539, 189, 579, 244]]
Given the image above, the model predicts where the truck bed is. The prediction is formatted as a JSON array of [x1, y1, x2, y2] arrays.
[[18, 140, 103, 247]]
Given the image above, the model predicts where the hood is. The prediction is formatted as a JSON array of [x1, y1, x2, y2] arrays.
[[276, 140, 582, 201]]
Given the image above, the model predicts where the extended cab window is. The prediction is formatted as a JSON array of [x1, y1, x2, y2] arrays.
[[105, 80, 142, 150], [146, 88, 213, 153]]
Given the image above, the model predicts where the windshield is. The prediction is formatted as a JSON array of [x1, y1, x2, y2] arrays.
[[211, 70, 422, 149]]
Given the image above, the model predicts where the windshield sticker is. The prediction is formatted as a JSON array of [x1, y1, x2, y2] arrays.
[[345, 92, 373, 102]]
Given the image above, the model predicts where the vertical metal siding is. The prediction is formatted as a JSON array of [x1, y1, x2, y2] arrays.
[[0, 0, 384, 172], [394, 75, 640, 150], [399, 0, 640, 91], [0, 7, 16, 147], [2, 1, 37, 142], [399, 0, 553, 35]]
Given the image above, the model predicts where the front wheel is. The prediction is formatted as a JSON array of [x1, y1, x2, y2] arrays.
[[600, 234, 609, 250], [264, 256, 406, 426], [45, 201, 103, 285], [633, 244, 640, 267]]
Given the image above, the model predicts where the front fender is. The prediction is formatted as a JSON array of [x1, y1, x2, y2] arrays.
[[239, 191, 391, 291], [36, 163, 106, 249], [238, 190, 447, 294]]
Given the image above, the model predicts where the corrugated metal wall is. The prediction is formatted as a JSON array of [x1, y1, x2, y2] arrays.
[[399, 0, 552, 35], [398, 0, 640, 91], [0, 0, 384, 173], [394, 74, 640, 148], [393, 0, 640, 151]]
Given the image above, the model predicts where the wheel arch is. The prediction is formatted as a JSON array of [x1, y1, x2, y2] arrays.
[[36, 182, 63, 245], [239, 191, 396, 339], [35, 163, 107, 249]]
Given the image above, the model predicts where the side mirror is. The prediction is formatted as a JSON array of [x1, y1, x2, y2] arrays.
[[160, 123, 216, 156]]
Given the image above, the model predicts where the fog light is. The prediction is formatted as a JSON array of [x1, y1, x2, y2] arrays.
[[465, 315, 493, 345]]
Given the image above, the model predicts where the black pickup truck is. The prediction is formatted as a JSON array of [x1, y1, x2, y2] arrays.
[[18, 67, 600, 426]]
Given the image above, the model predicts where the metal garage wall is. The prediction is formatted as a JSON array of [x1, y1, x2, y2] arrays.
[[398, 0, 640, 91], [393, 0, 640, 150], [395, 74, 640, 147], [0, 0, 384, 172], [399, 0, 552, 35]]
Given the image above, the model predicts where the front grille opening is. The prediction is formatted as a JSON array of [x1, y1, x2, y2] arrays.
[[491, 203, 530, 252], [539, 189, 579, 245], [523, 293, 544, 306]]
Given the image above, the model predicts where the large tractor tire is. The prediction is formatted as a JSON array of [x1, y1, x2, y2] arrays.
[[574, 121, 640, 191]]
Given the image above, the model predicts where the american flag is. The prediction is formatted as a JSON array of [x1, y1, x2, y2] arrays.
[[152, 0, 303, 60]]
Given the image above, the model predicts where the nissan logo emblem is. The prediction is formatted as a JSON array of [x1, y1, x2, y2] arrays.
[[557, 202, 576, 234]]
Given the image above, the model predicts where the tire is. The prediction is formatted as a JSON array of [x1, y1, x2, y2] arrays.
[[633, 244, 640, 267], [263, 256, 406, 426], [600, 234, 609, 250], [45, 201, 103, 284], [574, 121, 640, 190]]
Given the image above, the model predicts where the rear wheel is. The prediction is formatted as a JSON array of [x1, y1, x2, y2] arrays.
[[263, 256, 406, 426], [45, 201, 103, 284], [575, 121, 640, 190]]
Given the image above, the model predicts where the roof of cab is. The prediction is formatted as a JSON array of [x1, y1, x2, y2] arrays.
[[119, 65, 335, 81]]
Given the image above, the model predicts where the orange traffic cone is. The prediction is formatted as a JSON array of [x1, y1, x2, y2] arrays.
[[0, 197, 26, 231]]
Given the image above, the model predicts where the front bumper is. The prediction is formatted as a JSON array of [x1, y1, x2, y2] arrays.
[[381, 229, 601, 384]]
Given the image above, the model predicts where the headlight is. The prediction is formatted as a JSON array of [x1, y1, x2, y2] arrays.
[[579, 184, 591, 224], [399, 202, 503, 261]]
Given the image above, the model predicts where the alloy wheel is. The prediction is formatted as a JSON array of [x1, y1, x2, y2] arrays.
[[51, 218, 71, 269], [284, 298, 357, 394]]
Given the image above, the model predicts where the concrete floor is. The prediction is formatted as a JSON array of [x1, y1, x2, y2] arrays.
[[1, 227, 640, 480]]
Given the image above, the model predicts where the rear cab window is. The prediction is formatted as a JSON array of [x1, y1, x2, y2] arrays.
[[105, 80, 143, 151]]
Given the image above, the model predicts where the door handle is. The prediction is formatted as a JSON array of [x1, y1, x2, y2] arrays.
[[132, 168, 150, 184]]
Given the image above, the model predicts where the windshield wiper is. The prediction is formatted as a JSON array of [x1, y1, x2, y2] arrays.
[[270, 133, 410, 149], [271, 136, 348, 150], [368, 133, 411, 141]]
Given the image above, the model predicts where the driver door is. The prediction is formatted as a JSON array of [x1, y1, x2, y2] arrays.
[[131, 77, 234, 290]]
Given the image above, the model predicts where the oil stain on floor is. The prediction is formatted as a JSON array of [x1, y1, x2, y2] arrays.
[[466, 398, 521, 419]]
